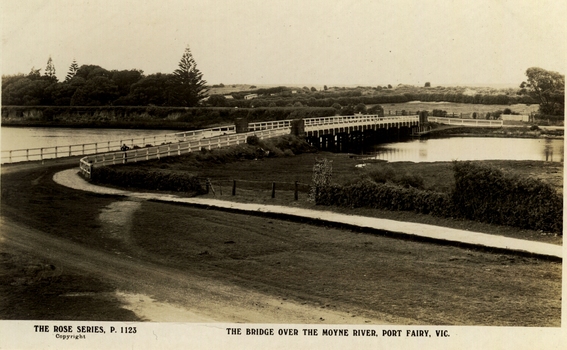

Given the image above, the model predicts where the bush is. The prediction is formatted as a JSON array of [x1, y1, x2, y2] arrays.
[[246, 135, 260, 146], [397, 173, 425, 189], [367, 166, 396, 184]]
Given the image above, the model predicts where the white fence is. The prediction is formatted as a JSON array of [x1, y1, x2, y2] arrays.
[[1, 125, 236, 164], [428, 117, 503, 127], [79, 128, 290, 179]]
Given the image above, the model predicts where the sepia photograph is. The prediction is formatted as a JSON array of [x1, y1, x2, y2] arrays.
[[1, 0, 565, 349]]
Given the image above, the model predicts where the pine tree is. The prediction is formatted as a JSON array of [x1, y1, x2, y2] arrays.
[[65, 59, 79, 82], [172, 46, 208, 106], [44, 56, 57, 81]]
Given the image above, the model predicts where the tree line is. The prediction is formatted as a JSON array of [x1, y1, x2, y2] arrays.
[[1, 47, 207, 107], [2, 51, 563, 117]]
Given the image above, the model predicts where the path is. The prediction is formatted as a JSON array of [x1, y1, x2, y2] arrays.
[[54, 168, 562, 260]]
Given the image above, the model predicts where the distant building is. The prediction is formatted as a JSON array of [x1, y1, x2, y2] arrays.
[[244, 94, 258, 100], [501, 114, 529, 122], [224, 95, 234, 100]]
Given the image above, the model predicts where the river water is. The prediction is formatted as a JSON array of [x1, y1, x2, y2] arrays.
[[1, 126, 564, 163], [1, 127, 179, 151], [369, 137, 564, 163]]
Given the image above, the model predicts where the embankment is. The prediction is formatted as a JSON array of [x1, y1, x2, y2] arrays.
[[1, 106, 336, 130]]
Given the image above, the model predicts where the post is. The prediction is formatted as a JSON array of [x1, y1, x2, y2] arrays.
[[232, 180, 236, 196], [271, 182, 276, 198], [294, 181, 299, 201]]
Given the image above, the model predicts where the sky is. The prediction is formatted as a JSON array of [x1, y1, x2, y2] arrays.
[[1, 0, 566, 87]]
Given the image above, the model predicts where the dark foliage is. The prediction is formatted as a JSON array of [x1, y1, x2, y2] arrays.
[[91, 166, 205, 194], [452, 162, 562, 233], [315, 162, 563, 234]]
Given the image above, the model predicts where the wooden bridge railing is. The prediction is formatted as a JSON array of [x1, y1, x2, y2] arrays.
[[79, 127, 291, 179], [428, 117, 503, 127], [1, 125, 236, 164]]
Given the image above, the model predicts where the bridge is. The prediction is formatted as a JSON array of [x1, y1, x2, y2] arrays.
[[76, 114, 420, 178], [3, 114, 502, 178]]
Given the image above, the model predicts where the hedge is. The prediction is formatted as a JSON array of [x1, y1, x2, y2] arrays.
[[91, 166, 205, 194], [315, 181, 453, 217], [315, 162, 563, 234], [452, 161, 562, 233]]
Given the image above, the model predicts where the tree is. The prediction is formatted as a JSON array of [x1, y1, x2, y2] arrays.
[[65, 59, 79, 82], [207, 94, 227, 107], [44, 56, 57, 82], [524, 67, 565, 116], [171, 46, 208, 106], [70, 76, 119, 106], [354, 103, 367, 114], [424, 82, 431, 87], [28, 67, 41, 80]]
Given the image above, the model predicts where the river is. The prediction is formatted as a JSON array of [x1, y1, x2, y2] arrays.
[[369, 137, 564, 163], [1, 126, 179, 151], [1, 126, 564, 163]]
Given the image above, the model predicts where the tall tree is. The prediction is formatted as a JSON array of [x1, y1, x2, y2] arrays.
[[523, 67, 565, 116], [44, 56, 57, 81], [171, 46, 208, 106], [65, 59, 79, 81]]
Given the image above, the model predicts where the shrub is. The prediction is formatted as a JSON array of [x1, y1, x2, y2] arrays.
[[397, 173, 425, 189], [246, 135, 260, 146], [367, 166, 396, 184]]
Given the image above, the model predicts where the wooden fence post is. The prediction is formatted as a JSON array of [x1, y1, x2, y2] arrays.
[[232, 180, 236, 196], [294, 181, 299, 201], [271, 182, 276, 198]]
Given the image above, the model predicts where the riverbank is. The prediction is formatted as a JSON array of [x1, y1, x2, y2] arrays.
[[426, 124, 564, 139], [0, 105, 336, 130]]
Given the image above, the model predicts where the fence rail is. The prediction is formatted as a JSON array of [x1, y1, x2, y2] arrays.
[[1, 124, 236, 164], [80, 128, 291, 179], [428, 117, 503, 127]]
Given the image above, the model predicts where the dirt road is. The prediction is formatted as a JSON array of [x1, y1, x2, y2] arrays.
[[1, 199, 393, 324]]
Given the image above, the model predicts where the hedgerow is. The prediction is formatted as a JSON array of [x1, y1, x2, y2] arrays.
[[91, 167, 205, 194], [452, 161, 562, 233], [315, 161, 563, 234], [315, 181, 452, 216]]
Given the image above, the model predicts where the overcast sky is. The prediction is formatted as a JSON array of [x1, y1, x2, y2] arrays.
[[2, 0, 566, 86]]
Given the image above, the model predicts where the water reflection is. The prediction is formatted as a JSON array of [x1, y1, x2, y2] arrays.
[[369, 137, 564, 163]]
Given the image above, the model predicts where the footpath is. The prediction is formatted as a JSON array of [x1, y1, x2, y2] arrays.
[[53, 168, 562, 261]]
